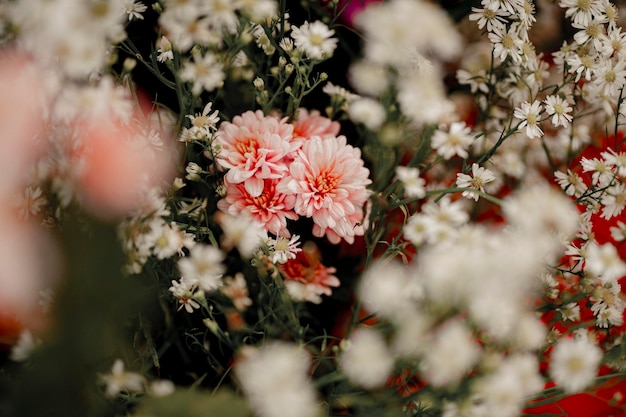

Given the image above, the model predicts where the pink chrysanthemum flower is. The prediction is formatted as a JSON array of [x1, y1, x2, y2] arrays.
[[291, 108, 341, 141], [217, 177, 298, 237], [278, 135, 371, 244], [215, 110, 298, 197]]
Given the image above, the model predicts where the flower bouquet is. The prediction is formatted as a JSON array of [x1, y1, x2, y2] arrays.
[[1, 0, 626, 416]]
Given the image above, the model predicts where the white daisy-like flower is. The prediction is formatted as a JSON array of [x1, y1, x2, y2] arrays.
[[168, 278, 202, 313], [267, 235, 302, 264], [560, 302, 582, 322], [431, 121, 475, 160], [560, 0, 606, 26], [122, 0, 147, 21], [600, 25, 626, 58], [179, 51, 225, 95], [584, 242, 626, 283], [100, 359, 146, 398], [600, 182, 626, 220], [554, 169, 587, 197], [455, 163, 496, 201], [572, 18, 606, 49], [178, 244, 226, 291], [291, 20, 338, 60], [610, 221, 626, 241], [580, 156, 612, 186], [469, 6, 507, 31], [403, 213, 433, 247], [395, 166, 426, 199], [143, 219, 195, 260], [544, 95, 573, 127], [566, 51, 597, 82], [156, 36, 173, 63], [549, 336, 602, 393], [514, 100, 544, 138], [601, 148, 626, 177], [590, 281, 625, 327], [488, 23, 524, 63], [186, 102, 220, 135], [592, 57, 626, 98], [322, 82, 360, 102]]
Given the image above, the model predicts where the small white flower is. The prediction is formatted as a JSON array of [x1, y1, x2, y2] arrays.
[[358, 261, 419, 321], [592, 58, 626, 98], [559, 0, 605, 26], [100, 359, 146, 398], [186, 102, 220, 133], [149, 379, 176, 397], [488, 23, 524, 63], [601, 148, 626, 177], [477, 354, 543, 417], [156, 36, 174, 63], [216, 212, 266, 258], [421, 320, 481, 387], [235, 342, 318, 417], [584, 242, 626, 283], [566, 51, 597, 82], [220, 273, 253, 311], [185, 162, 203, 181], [554, 169, 587, 197], [600, 183, 626, 220], [544, 95, 573, 127], [549, 336, 602, 393], [348, 60, 390, 97], [455, 163, 496, 201], [469, 6, 507, 31], [144, 220, 195, 260], [610, 221, 626, 241], [431, 122, 475, 160], [503, 182, 579, 240], [340, 327, 394, 389], [560, 302, 581, 322], [322, 82, 360, 102], [514, 100, 544, 139], [395, 166, 426, 199], [581, 156, 612, 186], [122, 0, 147, 21], [348, 98, 386, 130], [168, 278, 202, 313], [267, 235, 302, 264], [291, 20, 338, 60], [180, 51, 225, 95], [178, 244, 226, 291]]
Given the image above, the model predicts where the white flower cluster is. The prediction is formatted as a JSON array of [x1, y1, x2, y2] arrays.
[[352, 183, 581, 415], [349, 0, 463, 126]]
